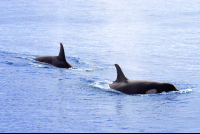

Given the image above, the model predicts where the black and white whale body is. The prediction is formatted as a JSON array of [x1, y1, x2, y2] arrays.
[[109, 64, 179, 94], [34, 43, 74, 68]]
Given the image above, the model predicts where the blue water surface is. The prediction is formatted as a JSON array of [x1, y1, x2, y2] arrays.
[[1, 0, 200, 133]]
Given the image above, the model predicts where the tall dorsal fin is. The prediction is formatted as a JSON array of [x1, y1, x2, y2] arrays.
[[114, 64, 128, 82], [58, 42, 66, 61]]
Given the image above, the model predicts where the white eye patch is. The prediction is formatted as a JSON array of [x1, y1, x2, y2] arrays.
[[146, 89, 157, 94]]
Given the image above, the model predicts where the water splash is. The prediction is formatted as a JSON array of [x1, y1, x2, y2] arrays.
[[30, 62, 52, 68], [90, 80, 122, 94], [177, 88, 194, 94], [90, 80, 111, 90], [140, 88, 194, 96], [161, 88, 194, 95]]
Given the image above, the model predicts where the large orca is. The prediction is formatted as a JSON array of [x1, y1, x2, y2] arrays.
[[34, 43, 74, 68], [109, 64, 179, 94]]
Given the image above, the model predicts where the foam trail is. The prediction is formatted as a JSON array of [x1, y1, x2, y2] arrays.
[[68, 56, 115, 72], [68, 56, 93, 66]]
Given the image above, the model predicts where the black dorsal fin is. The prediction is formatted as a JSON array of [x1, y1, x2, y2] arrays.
[[58, 42, 66, 61], [114, 64, 128, 82]]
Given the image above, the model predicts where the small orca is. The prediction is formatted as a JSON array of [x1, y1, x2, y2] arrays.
[[109, 64, 179, 94], [34, 43, 74, 68]]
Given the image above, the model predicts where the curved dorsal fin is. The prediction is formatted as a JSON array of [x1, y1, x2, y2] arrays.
[[58, 42, 66, 61], [114, 64, 128, 82]]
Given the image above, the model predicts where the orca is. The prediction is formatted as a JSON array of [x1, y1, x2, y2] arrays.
[[109, 64, 179, 94], [34, 43, 74, 68]]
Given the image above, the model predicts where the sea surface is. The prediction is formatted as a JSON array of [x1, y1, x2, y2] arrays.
[[0, 0, 200, 133]]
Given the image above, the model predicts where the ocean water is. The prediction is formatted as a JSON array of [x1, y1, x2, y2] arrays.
[[0, 0, 200, 132]]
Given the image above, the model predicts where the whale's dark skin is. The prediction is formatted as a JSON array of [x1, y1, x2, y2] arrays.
[[34, 43, 74, 68], [109, 64, 179, 94]]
